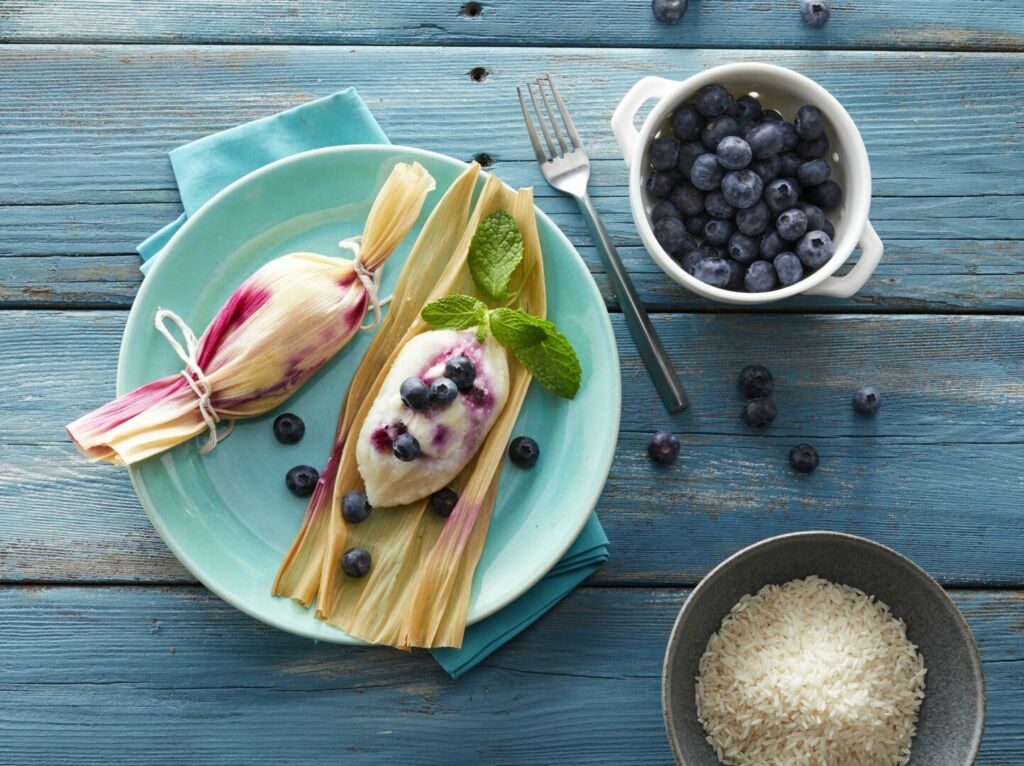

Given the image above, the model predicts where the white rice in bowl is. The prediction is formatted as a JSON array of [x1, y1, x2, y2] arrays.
[[695, 575, 926, 766]]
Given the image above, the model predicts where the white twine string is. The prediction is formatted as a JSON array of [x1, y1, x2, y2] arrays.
[[338, 235, 392, 331], [154, 309, 233, 455]]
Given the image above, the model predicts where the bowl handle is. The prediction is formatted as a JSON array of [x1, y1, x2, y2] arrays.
[[803, 220, 883, 298], [611, 76, 677, 168]]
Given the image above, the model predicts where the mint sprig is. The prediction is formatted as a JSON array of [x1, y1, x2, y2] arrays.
[[468, 210, 524, 302], [421, 295, 487, 330]]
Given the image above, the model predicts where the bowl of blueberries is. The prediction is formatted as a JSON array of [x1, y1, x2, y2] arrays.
[[611, 62, 883, 303]]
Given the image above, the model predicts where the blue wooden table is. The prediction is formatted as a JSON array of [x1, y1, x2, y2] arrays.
[[1, 3, 1022, 763]]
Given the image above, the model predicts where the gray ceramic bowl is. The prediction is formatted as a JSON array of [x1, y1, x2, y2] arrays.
[[663, 531, 985, 765]]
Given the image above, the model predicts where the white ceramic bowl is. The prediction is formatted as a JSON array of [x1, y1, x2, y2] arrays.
[[611, 63, 883, 304]]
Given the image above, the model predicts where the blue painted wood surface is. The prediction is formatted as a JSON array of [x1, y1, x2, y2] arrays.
[[1, 3, 1022, 764]]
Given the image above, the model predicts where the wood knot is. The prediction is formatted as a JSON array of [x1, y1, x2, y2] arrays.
[[460, 2, 482, 17], [469, 67, 489, 83], [473, 153, 494, 167]]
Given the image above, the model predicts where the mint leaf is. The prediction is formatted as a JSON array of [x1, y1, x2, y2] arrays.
[[490, 308, 582, 399], [468, 210, 524, 302], [421, 295, 487, 331]]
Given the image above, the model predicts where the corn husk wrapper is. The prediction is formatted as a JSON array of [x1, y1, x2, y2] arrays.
[[67, 162, 436, 466], [274, 167, 546, 650]]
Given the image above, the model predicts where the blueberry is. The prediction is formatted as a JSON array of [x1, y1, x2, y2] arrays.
[[671, 182, 705, 216], [705, 190, 736, 219], [684, 212, 709, 236], [736, 200, 771, 236], [702, 116, 740, 151], [646, 171, 677, 199], [727, 232, 759, 264], [445, 355, 477, 391], [724, 259, 746, 291], [649, 137, 680, 172], [694, 84, 732, 118], [285, 465, 319, 497], [741, 396, 778, 427], [273, 413, 305, 444], [676, 140, 706, 176], [715, 136, 752, 171], [797, 158, 830, 187], [789, 444, 820, 473], [750, 155, 781, 184], [764, 178, 801, 213], [853, 386, 882, 416], [799, 0, 831, 27], [735, 94, 762, 122], [776, 208, 809, 241], [651, 200, 682, 222], [679, 249, 704, 275], [342, 490, 372, 523], [745, 123, 784, 159], [796, 230, 834, 268], [778, 122, 799, 152], [393, 432, 421, 461], [341, 547, 372, 578], [794, 104, 825, 139], [759, 230, 788, 260], [820, 217, 836, 239], [690, 154, 723, 191], [739, 365, 774, 398], [671, 105, 704, 141], [774, 252, 804, 286], [778, 151, 803, 177], [653, 216, 693, 255], [693, 256, 732, 288], [430, 377, 459, 407], [652, 0, 688, 24], [744, 260, 778, 292], [796, 133, 829, 160], [430, 487, 459, 518], [760, 109, 784, 123], [509, 436, 540, 468], [400, 377, 431, 410], [806, 179, 843, 209], [720, 169, 763, 209], [797, 202, 827, 231], [647, 431, 680, 464], [703, 217, 734, 247]]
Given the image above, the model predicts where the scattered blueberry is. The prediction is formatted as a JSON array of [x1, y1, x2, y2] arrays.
[[273, 413, 305, 444], [509, 436, 540, 468], [739, 364, 774, 398], [759, 230, 788, 260], [649, 137, 681, 172], [776, 208, 809, 241], [794, 104, 825, 139], [693, 256, 733, 288], [745, 122, 785, 159], [702, 116, 740, 151], [735, 94, 762, 122], [744, 260, 778, 292], [694, 84, 732, 117], [778, 151, 803, 177], [796, 133, 829, 160], [720, 169, 763, 209], [799, 0, 831, 27], [796, 230, 834, 268], [445, 355, 477, 391], [806, 179, 843, 209], [684, 212, 709, 236], [341, 547, 372, 578], [671, 106, 704, 141], [651, 200, 682, 222], [654, 216, 694, 254], [285, 465, 319, 497], [765, 178, 801, 213], [741, 396, 778, 427], [646, 171, 677, 199], [676, 140, 706, 176], [690, 153, 723, 190], [705, 190, 736, 219], [789, 444, 820, 473], [430, 487, 459, 518], [393, 432, 421, 461], [342, 490, 372, 523], [736, 200, 771, 236], [430, 377, 459, 407], [704, 217, 734, 246], [728, 232, 759, 264], [853, 386, 882, 416], [671, 182, 705, 216], [716, 136, 752, 170], [652, 0, 688, 24], [798, 158, 830, 187], [400, 377, 431, 410], [750, 155, 781, 184], [774, 252, 804, 286], [648, 431, 681, 464]]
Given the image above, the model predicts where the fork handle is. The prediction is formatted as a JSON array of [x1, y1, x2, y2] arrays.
[[576, 194, 688, 413]]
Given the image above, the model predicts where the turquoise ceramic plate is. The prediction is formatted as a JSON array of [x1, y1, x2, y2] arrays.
[[119, 145, 620, 644]]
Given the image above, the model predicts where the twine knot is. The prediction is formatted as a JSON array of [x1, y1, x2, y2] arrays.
[[338, 236, 391, 331]]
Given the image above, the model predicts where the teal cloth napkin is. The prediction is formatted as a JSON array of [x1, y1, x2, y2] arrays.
[[137, 89, 611, 678]]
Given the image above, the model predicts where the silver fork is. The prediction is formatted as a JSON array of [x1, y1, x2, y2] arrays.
[[518, 74, 688, 412]]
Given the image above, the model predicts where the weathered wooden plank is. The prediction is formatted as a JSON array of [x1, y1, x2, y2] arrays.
[[3, 310, 1022, 585], [1, 47, 1023, 206], [2, 0, 1023, 51], [0, 586, 1018, 764]]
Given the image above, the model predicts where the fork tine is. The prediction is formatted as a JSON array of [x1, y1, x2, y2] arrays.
[[543, 74, 582, 150], [517, 86, 548, 165], [536, 77, 568, 156], [527, 82, 557, 160]]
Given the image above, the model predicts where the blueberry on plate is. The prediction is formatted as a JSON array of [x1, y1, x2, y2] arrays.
[[646, 171, 677, 199], [429, 377, 459, 407], [736, 200, 771, 236], [777, 151, 803, 177], [789, 444, 820, 473], [341, 547, 372, 578], [671, 182, 705, 216], [727, 232, 759, 265], [649, 137, 681, 172], [799, 0, 831, 27], [676, 140, 706, 176], [735, 94, 762, 122], [393, 432, 421, 461], [690, 153, 723, 191], [400, 376, 431, 410], [702, 116, 740, 151], [273, 413, 305, 444], [798, 158, 830, 187], [509, 436, 540, 468], [684, 212, 710, 236], [705, 190, 736, 219], [797, 202, 827, 231], [794, 104, 825, 139], [720, 169, 763, 209], [671, 105, 704, 141], [749, 155, 781, 184], [776, 208, 809, 241], [285, 465, 319, 497], [704, 217, 735, 247], [796, 230, 834, 268], [744, 260, 778, 292], [764, 177, 802, 214], [716, 135, 752, 170], [741, 396, 778, 427], [853, 386, 882, 416], [654, 216, 694, 255], [430, 487, 459, 518], [445, 355, 477, 391], [694, 84, 732, 118], [759, 230, 788, 260], [693, 256, 733, 288], [651, 200, 682, 222], [648, 431, 681, 464], [744, 122, 784, 159], [796, 133, 829, 160], [806, 179, 843, 209], [652, 0, 688, 24], [342, 490, 372, 523], [774, 252, 804, 286], [738, 364, 774, 398]]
